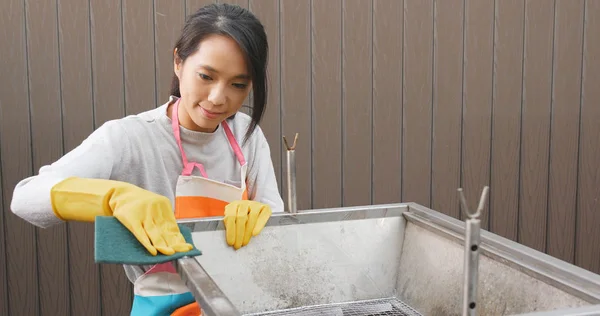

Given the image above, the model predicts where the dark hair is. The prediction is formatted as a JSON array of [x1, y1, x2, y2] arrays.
[[170, 3, 269, 144]]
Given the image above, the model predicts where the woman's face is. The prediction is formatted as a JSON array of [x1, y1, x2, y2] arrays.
[[173, 34, 251, 133]]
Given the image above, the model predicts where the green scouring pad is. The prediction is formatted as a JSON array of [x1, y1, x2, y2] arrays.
[[94, 216, 202, 265]]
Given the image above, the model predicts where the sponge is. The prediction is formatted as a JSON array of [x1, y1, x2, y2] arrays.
[[94, 216, 202, 265]]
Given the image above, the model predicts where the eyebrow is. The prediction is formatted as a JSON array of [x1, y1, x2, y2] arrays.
[[198, 64, 250, 80]]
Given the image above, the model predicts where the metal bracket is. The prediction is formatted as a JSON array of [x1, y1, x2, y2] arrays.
[[458, 186, 489, 316], [283, 133, 298, 214]]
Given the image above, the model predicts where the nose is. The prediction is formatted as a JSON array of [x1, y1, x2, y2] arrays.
[[207, 84, 226, 106]]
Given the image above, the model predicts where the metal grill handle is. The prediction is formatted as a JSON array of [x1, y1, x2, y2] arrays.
[[458, 186, 489, 316]]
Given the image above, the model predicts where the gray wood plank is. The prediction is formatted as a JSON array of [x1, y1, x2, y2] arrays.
[[311, 0, 343, 209], [155, 0, 185, 106], [26, 0, 70, 315], [372, 0, 403, 205], [91, 0, 126, 124], [58, 0, 99, 314], [0, 140, 5, 316], [431, 0, 463, 218], [402, 0, 433, 207], [461, 0, 494, 228], [186, 0, 216, 15], [89, 0, 131, 314], [250, 0, 282, 193], [342, 0, 373, 207], [280, 0, 312, 210], [547, 0, 584, 264], [519, 0, 554, 252], [489, 0, 524, 242], [576, 0, 600, 274], [0, 1, 32, 314], [124, 0, 157, 114]]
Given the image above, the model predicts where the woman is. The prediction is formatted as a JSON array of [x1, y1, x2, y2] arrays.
[[10, 3, 282, 315]]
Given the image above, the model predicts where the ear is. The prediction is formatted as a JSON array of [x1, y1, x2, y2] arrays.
[[173, 48, 183, 78]]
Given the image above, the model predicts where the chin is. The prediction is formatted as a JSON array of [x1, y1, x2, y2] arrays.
[[190, 115, 220, 132]]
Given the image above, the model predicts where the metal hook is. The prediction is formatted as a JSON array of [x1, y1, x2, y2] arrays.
[[282, 133, 299, 214], [458, 186, 489, 219], [283, 133, 298, 151]]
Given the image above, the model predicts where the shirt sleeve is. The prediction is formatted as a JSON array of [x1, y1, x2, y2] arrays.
[[10, 120, 125, 228], [246, 127, 285, 214]]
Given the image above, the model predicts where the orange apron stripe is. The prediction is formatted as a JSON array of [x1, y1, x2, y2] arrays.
[[174, 188, 249, 219], [170, 301, 201, 316]]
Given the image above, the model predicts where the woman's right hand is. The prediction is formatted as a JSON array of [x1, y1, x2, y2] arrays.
[[50, 177, 193, 256]]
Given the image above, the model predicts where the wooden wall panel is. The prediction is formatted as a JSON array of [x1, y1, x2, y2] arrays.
[[431, 0, 463, 218], [461, 0, 494, 228], [577, 0, 600, 273], [155, 1, 186, 105], [250, 0, 282, 194], [280, 0, 312, 210], [519, 0, 555, 252], [373, 0, 403, 205], [402, 0, 433, 207], [124, 0, 157, 114], [58, 0, 98, 315], [90, 0, 130, 315], [0, 0, 34, 315], [342, 0, 373, 207], [547, 0, 585, 263], [26, 0, 70, 315], [311, 0, 343, 209], [490, 0, 524, 242], [186, 0, 216, 14]]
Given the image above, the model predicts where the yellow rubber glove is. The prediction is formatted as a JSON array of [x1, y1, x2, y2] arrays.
[[223, 200, 272, 250], [50, 177, 194, 256]]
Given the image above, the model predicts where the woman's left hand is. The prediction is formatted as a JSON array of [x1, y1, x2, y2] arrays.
[[223, 200, 272, 250]]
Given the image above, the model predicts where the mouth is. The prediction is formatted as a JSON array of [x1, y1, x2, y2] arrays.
[[199, 107, 224, 120]]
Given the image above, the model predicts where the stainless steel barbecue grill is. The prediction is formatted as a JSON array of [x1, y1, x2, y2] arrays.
[[173, 137, 600, 316], [174, 201, 600, 316]]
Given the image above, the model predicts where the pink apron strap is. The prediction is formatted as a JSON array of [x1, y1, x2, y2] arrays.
[[171, 99, 208, 177], [170, 98, 247, 177], [221, 121, 246, 166]]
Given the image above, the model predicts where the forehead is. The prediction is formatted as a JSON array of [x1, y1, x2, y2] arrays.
[[187, 34, 249, 77]]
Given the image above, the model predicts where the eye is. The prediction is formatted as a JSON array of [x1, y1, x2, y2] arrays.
[[198, 73, 212, 80], [232, 83, 248, 90]]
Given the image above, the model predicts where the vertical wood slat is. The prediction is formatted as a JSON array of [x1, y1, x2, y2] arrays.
[[27, 0, 71, 315], [155, 0, 185, 105], [5, 1, 46, 315], [0, 147, 5, 316], [60, 0, 99, 315], [280, 0, 311, 210], [186, 0, 216, 15], [461, 0, 494, 227], [342, 0, 373, 207], [90, 0, 128, 315], [402, 0, 433, 208], [372, 0, 403, 205], [547, 0, 584, 263], [311, 0, 343, 209], [0, 0, 32, 314], [577, 0, 600, 273], [124, 0, 157, 114], [431, 0, 463, 218], [250, 0, 282, 193], [490, 0, 524, 242], [519, 0, 555, 252]]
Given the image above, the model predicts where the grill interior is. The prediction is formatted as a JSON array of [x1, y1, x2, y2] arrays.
[[243, 297, 423, 316]]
